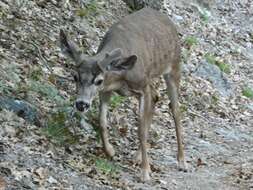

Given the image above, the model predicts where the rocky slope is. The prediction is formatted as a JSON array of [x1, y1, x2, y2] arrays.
[[0, 0, 252, 189]]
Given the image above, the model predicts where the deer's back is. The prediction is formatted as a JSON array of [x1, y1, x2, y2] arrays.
[[98, 8, 181, 88]]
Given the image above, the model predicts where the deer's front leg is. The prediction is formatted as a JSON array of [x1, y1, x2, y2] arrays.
[[99, 92, 115, 157], [138, 86, 153, 181]]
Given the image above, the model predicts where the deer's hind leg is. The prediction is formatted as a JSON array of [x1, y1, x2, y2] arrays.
[[163, 73, 187, 171]]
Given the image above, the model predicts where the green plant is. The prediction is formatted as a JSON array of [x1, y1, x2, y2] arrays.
[[76, 1, 99, 18], [242, 87, 253, 99], [95, 158, 118, 175], [43, 111, 79, 146], [180, 104, 188, 113], [110, 94, 126, 110], [211, 95, 219, 105], [0, 81, 12, 95], [204, 53, 231, 74], [199, 8, 210, 23], [85, 100, 101, 142], [204, 53, 216, 64], [30, 67, 43, 81], [185, 36, 198, 48], [217, 61, 231, 74], [28, 80, 65, 104]]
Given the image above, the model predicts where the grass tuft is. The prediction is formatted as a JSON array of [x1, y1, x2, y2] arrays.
[[110, 94, 126, 110], [242, 87, 253, 99], [43, 111, 79, 146], [204, 53, 231, 74], [185, 36, 198, 48], [76, 1, 99, 18], [95, 158, 118, 175]]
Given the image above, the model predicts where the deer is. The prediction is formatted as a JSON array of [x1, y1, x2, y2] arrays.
[[59, 7, 187, 181]]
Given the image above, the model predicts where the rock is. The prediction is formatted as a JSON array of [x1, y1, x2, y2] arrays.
[[246, 103, 253, 111], [80, 118, 94, 134], [47, 176, 57, 184], [0, 97, 42, 126], [122, 0, 162, 10], [173, 14, 184, 23], [3, 125, 16, 137], [34, 167, 47, 180], [194, 61, 233, 97]]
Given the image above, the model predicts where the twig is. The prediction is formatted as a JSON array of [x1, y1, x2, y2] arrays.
[[23, 39, 52, 72], [188, 109, 209, 122], [23, 39, 72, 81], [188, 108, 225, 126]]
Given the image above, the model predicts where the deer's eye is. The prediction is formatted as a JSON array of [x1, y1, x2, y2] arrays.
[[94, 79, 103, 86]]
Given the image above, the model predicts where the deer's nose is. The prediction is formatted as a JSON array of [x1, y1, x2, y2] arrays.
[[76, 101, 90, 112]]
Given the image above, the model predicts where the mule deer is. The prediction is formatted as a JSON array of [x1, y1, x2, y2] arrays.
[[60, 8, 186, 181]]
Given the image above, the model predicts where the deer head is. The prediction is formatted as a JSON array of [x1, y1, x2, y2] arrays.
[[59, 30, 137, 112]]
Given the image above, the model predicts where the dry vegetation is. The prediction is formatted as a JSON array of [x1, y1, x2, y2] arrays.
[[0, 0, 252, 189]]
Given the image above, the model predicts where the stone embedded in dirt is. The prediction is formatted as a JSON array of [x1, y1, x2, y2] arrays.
[[0, 97, 41, 127], [194, 60, 233, 97], [0, 0, 252, 189], [47, 176, 57, 184], [246, 103, 253, 111], [122, 0, 162, 10], [34, 167, 47, 180]]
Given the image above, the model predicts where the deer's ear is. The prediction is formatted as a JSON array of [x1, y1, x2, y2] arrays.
[[106, 55, 137, 71], [60, 29, 81, 62]]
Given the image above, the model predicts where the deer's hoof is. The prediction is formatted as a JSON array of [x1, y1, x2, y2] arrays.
[[140, 169, 151, 182], [177, 160, 188, 172], [105, 144, 115, 157]]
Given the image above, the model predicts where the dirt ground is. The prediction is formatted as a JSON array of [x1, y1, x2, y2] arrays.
[[0, 0, 252, 189]]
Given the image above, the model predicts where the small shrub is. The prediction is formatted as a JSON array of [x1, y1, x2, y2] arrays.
[[180, 104, 188, 113], [199, 8, 210, 23], [30, 67, 43, 81], [200, 11, 209, 22], [204, 53, 231, 74], [242, 87, 253, 99], [0, 81, 12, 95], [28, 80, 65, 104], [43, 111, 79, 146], [217, 61, 231, 74], [211, 95, 219, 105], [204, 53, 216, 64]]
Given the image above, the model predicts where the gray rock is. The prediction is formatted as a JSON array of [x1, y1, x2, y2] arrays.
[[246, 103, 253, 111], [173, 14, 184, 22], [194, 61, 233, 97], [122, 0, 162, 10], [0, 97, 41, 126]]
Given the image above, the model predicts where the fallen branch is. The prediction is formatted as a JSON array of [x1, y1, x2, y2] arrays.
[[23, 39, 72, 81]]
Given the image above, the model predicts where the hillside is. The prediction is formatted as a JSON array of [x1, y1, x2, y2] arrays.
[[0, 0, 252, 189]]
